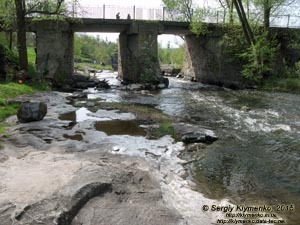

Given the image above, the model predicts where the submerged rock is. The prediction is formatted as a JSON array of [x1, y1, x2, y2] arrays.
[[173, 123, 218, 144], [17, 102, 47, 123]]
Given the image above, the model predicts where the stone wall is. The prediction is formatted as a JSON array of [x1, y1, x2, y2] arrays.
[[271, 28, 300, 72]]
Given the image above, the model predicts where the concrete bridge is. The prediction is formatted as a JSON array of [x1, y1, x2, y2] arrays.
[[28, 18, 194, 84], [27, 18, 300, 87]]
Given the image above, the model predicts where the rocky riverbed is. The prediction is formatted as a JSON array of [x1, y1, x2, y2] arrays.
[[0, 91, 230, 225], [1, 71, 299, 225]]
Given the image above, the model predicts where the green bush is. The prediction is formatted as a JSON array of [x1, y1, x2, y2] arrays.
[[263, 77, 300, 93], [285, 78, 300, 91], [239, 32, 279, 82]]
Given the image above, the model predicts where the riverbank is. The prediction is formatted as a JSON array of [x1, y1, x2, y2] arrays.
[[0, 90, 233, 225]]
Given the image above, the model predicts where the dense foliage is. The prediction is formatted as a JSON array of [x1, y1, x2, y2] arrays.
[[158, 43, 184, 69], [74, 34, 118, 69]]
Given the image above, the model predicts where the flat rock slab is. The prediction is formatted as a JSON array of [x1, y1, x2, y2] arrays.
[[173, 123, 218, 144], [0, 151, 183, 225]]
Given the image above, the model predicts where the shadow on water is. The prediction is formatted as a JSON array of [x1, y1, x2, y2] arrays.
[[58, 111, 77, 129]]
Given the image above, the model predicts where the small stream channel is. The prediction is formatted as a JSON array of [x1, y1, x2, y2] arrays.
[[66, 71, 300, 224]]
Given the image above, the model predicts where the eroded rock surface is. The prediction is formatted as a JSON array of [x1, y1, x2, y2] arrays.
[[0, 91, 231, 225]]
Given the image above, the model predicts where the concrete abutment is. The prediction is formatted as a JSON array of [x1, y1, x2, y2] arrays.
[[183, 30, 243, 88]]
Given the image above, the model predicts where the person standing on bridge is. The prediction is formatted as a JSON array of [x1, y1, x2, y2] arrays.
[[116, 12, 120, 19]]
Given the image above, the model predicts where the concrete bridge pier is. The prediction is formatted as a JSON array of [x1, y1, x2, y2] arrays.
[[34, 21, 74, 83], [183, 31, 244, 88], [118, 22, 161, 84]]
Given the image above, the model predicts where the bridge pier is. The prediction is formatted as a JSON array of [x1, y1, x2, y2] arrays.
[[118, 22, 161, 83], [34, 21, 74, 84], [183, 32, 243, 88]]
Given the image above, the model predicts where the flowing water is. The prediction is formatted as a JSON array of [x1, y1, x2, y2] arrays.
[[84, 72, 300, 224]]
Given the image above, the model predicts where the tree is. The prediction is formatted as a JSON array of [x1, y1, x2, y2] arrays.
[[218, 0, 234, 23], [15, 0, 28, 71], [162, 0, 194, 22], [5, 0, 67, 74], [74, 34, 118, 67], [162, 0, 209, 37], [251, 0, 297, 29]]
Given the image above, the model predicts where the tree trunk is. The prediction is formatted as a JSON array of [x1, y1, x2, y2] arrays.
[[15, 0, 28, 72], [263, 0, 271, 30], [229, 0, 234, 24], [232, 0, 255, 45]]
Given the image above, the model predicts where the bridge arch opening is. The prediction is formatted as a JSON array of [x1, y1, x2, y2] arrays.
[[158, 34, 185, 77], [73, 32, 119, 76]]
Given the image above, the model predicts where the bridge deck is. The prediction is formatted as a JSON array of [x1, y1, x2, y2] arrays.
[[72, 19, 192, 34], [27, 18, 192, 35]]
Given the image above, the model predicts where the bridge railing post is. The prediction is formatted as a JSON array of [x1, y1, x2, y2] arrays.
[[133, 5, 136, 20], [287, 14, 290, 28], [103, 4, 105, 19]]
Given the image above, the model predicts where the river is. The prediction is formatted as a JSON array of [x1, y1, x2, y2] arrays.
[[86, 71, 300, 224]]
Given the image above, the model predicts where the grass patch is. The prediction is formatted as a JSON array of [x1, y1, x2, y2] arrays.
[[155, 122, 175, 137], [27, 47, 36, 65], [0, 103, 20, 120], [74, 62, 113, 71], [27, 47, 37, 78], [0, 82, 36, 102], [0, 122, 12, 134], [263, 77, 300, 93]]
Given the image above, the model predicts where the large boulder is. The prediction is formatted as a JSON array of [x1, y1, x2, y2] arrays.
[[17, 102, 47, 123]]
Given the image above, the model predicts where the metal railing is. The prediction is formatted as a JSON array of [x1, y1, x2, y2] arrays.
[[27, 2, 300, 29], [69, 4, 168, 21]]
